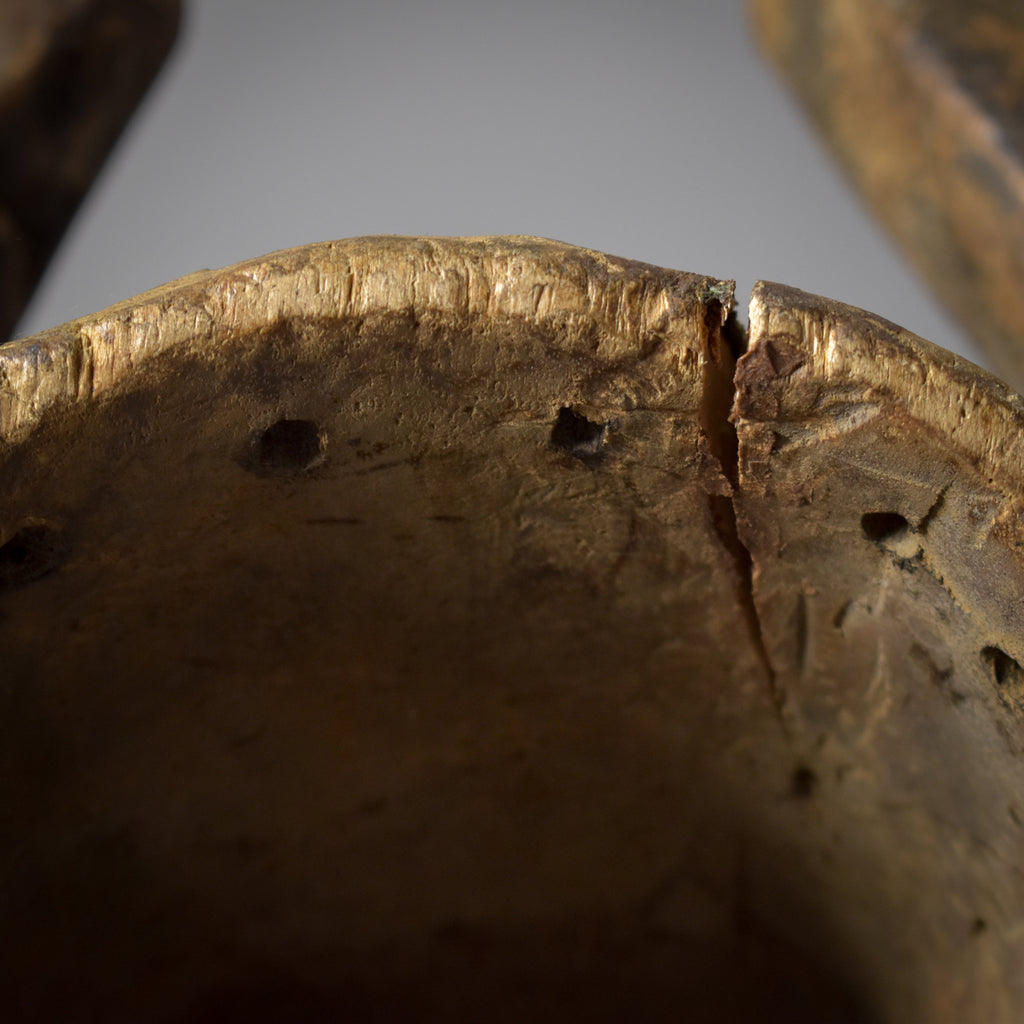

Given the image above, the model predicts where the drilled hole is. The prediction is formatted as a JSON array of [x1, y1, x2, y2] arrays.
[[982, 645, 1024, 686], [0, 524, 67, 589], [549, 407, 606, 458], [860, 511, 909, 543], [791, 765, 818, 799], [983, 646, 1024, 715], [258, 419, 323, 473]]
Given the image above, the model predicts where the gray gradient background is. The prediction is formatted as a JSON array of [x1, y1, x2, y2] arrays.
[[14, 0, 984, 367]]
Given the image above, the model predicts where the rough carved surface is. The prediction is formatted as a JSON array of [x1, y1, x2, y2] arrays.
[[0, 0, 181, 341], [735, 282, 1024, 1022], [1, 237, 1023, 1022], [749, 0, 1024, 390]]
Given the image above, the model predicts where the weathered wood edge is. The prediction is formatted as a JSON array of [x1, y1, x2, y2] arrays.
[[0, 236, 732, 443], [738, 279, 1024, 495]]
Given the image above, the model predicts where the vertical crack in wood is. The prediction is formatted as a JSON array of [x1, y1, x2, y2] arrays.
[[700, 294, 786, 726]]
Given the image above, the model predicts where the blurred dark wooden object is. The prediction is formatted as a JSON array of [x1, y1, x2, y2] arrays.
[[750, 0, 1024, 389], [0, 0, 181, 342]]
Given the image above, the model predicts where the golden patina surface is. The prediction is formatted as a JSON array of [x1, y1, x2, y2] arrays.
[[1, 237, 1023, 1022]]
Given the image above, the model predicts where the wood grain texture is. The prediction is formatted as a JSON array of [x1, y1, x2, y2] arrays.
[[2, 236, 1023, 1021], [749, 0, 1024, 389], [735, 280, 1024, 1023]]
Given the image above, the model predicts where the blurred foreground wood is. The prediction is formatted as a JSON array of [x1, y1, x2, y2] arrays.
[[2, 237, 1024, 1022], [0, 0, 181, 342], [750, 0, 1024, 389]]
